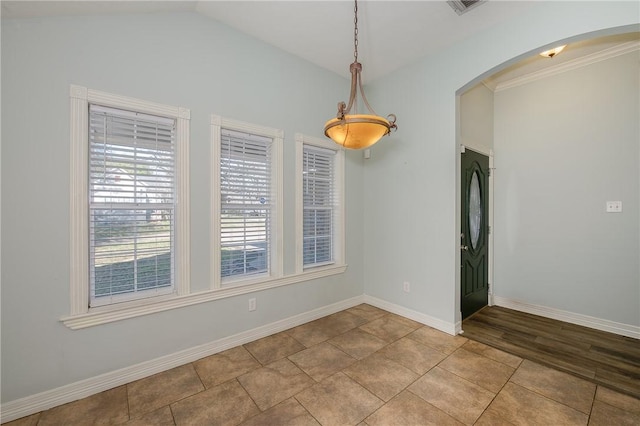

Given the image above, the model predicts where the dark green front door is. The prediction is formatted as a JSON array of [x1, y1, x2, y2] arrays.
[[461, 149, 489, 320]]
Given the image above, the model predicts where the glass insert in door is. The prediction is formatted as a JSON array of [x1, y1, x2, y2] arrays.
[[468, 171, 482, 250]]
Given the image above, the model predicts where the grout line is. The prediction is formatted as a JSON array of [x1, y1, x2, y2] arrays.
[[235, 377, 262, 418], [125, 383, 131, 422], [168, 404, 177, 426], [191, 361, 207, 390], [588, 385, 599, 420]]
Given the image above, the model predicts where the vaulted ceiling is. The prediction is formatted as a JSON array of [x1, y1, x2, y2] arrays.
[[2, 1, 637, 87]]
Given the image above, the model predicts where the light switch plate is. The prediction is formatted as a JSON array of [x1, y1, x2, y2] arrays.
[[606, 201, 622, 213]]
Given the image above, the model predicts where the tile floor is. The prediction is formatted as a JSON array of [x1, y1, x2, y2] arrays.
[[6, 304, 640, 425]]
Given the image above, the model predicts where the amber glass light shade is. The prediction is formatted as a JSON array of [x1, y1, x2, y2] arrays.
[[539, 45, 566, 58], [324, 114, 392, 149]]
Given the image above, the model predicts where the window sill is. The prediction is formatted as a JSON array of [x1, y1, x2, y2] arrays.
[[61, 264, 347, 329]]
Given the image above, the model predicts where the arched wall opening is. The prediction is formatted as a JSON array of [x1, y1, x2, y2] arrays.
[[455, 25, 640, 335]]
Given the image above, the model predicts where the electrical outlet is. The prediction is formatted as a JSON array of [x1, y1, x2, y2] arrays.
[[606, 201, 622, 213], [403, 281, 410, 293], [248, 298, 256, 312]]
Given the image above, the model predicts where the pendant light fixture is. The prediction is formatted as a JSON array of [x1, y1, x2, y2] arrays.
[[324, 0, 397, 150]]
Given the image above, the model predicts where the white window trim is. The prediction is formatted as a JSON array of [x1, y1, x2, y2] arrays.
[[295, 133, 345, 274], [67, 85, 190, 318], [62, 93, 348, 330], [211, 115, 284, 289], [60, 264, 346, 329]]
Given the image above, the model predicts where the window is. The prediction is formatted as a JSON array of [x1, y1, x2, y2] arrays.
[[89, 105, 176, 306], [295, 134, 345, 272], [211, 116, 283, 287], [70, 85, 190, 315], [65, 90, 345, 330]]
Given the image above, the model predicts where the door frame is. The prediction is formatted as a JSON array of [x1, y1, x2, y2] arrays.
[[456, 144, 494, 333]]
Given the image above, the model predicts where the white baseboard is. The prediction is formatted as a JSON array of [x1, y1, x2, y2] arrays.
[[492, 296, 640, 339], [0, 295, 365, 423], [363, 295, 457, 335]]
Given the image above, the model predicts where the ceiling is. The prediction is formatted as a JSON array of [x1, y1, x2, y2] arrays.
[[2, 1, 638, 87]]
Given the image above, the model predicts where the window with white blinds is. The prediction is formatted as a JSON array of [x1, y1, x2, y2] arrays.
[[303, 145, 335, 267], [295, 133, 345, 273], [220, 129, 272, 280], [89, 104, 176, 306]]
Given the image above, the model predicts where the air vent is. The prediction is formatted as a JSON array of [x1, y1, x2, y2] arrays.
[[447, 0, 486, 15]]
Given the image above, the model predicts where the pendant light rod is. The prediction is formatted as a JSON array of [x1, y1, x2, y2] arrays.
[[338, 62, 379, 119], [324, 0, 397, 150], [353, 0, 359, 63], [340, 0, 378, 118]]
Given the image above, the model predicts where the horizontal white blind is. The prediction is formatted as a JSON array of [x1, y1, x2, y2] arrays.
[[303, 145, 335, 267], [220, 129, 272, 279], [89, 104, 176, 305]]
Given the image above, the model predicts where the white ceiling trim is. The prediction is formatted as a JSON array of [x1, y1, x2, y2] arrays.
[[491, 40, 640, 92]]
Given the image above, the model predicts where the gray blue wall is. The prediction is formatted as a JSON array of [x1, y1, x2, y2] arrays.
[[361, 1, 638, 327], [1, 12, 365, 403], [493, 50, 639, 326], [460, 84, 494, 154]]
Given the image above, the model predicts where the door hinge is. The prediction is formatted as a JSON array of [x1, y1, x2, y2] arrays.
[[487, 168, 491, 177], [488, 225, 491, 235]]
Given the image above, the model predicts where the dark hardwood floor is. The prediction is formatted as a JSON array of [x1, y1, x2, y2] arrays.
[[462, 306, 640, 399]]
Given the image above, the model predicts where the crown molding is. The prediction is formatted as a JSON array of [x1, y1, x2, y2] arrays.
[[490, 40, 639, 92]]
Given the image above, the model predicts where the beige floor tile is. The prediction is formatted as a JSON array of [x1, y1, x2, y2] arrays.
[[237, 357, 315, 411], [193, 345, 261, 388], [20, 307, 637, 426], [2, 413, 41, 426], [38, 385, 128, 425], [126, 406, 175, 425], [383, 313, 423, 330], [296, 372, 383, 425], [171, 379, 259, 425], [346, 304, 388, 322], [409, 366, 495, 425], [343, 353, 419, 402], [286, 320, 336, 348], [127, 364, 204, 418], [439, 348, 515, 393], [510, 360, 596, 414], [244, 331, 306, 365], [377, 336, 448, 375], [328, 328, 388, 360], [474, 409, 516, 425], [318, 310, 370, 336], [595, 386, 640, 414], [462, 339, 523, 368], [365, 391, 464, 426], [240, 398, 320, 426], [485, 382, 588, 426], [288, 341, 356, 381], [588, 400, 640, 426], [407, 326, 467, 354], [358, 316, 416, 343]]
